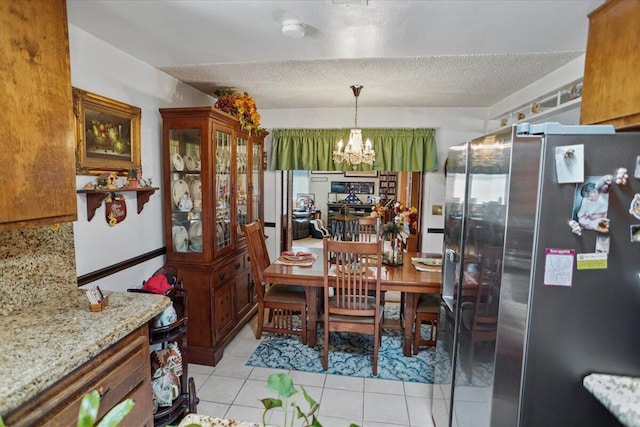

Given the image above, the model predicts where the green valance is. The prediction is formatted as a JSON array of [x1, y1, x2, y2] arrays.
[[269, 128, 438, 172]]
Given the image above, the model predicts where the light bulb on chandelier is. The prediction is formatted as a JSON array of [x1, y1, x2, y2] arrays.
[[333, 85, 375, 167]]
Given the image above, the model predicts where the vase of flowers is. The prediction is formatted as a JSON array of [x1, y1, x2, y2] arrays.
[[393, 201, 419, 234], [381, 220, 404, 266]]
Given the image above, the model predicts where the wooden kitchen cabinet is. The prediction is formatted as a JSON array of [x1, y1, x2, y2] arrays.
[[4, 325, 153, 426], [0, 0, 77, 231], [580, 0, 640, 129], [159, 107, 265, 365]]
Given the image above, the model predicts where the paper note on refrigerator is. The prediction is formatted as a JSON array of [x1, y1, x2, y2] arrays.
[[543, 248, 575, 286], [555, 144, 584, 183]]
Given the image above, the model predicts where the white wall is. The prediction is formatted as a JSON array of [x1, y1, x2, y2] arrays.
[[69, 25, 214, 291]]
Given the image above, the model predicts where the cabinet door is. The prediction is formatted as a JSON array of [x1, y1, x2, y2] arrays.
[[0, 0, 77, 230], [250, 139, 264, 223], [580, 0, 640, 129], [167, 127, 204, 258], [232, 254, 252, 318], [214, 127, 234, 254], [212, 281, 234, 340], [236, 136, 249, 241]]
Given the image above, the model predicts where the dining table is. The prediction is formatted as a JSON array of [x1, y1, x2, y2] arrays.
[[262, 246, 442, 357]]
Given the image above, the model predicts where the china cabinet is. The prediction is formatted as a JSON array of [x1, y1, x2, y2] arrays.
[[0, 0, 77, 231], [159, 107, 265, 365], [580, 0, 640, 129]]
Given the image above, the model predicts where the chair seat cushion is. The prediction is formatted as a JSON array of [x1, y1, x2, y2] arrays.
[[264, 284, 307, 304], [417, 294, 440, 314]]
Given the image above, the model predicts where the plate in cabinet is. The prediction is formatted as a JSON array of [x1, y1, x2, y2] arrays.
[[172, 179, 190, 207], [172, 225, 189, 252], [171, 153, 184, 171]]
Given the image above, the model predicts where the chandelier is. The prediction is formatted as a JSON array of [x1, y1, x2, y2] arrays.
[[332, 85, 375, 167]]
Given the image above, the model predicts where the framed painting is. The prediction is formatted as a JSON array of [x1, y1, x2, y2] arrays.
[[73, 87, 141, 174], [344, 170, 378, 178]]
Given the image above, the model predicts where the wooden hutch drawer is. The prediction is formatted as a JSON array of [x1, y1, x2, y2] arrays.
[[212, 255, 244, 288]]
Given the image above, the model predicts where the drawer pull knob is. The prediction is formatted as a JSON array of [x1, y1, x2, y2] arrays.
[[219, 272, 225, 280], [234, 262, 241, 269], [97, 386, 111, 397]]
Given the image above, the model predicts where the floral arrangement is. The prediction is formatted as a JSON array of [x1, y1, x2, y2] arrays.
[[394, 202, 419, 232], [214, 91, 263, 134], [372, 200, 418, 234], [371, 201, 388, 218]]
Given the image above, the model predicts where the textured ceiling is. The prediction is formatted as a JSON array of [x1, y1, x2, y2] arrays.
[[66, 0, 604, 109]]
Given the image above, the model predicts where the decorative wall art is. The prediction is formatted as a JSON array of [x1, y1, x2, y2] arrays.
[[73, 87, 141, 174]]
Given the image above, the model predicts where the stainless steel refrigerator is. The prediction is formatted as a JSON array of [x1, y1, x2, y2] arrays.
[[432, 123, 640, 427]]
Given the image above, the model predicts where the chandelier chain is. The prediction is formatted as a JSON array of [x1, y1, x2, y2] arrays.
[[332, 84, 375, 167]]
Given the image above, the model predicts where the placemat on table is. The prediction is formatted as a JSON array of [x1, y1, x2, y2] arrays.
[[411, 257, 443, 272], [275, 253, 317, 266]]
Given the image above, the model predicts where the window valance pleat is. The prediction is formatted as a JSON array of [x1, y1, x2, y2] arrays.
[[269, 128, 438, 172]]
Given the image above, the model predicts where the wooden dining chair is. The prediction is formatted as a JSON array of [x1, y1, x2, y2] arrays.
[[244, 220, 308, 344], [357, 216, 378, 242], [322, 238, 384, 375], [412, 293, 440, 354], [357, 216, 387, 315]]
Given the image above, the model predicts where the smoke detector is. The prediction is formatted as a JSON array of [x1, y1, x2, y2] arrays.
[[282, 20, 305, 39]]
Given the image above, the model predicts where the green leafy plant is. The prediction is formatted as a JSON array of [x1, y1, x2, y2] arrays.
[[260, 373, 359, 427], [261, 373, 320, 427], [76, 390, 134, 427]]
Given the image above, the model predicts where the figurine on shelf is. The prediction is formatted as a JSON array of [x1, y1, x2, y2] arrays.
[[97, 172, 119, 189], [141, 176, 153, 188], [128, 168, 141, 188]]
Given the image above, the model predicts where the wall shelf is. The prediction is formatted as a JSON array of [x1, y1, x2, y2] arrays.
[[489, 79, 583, 132], [77, 187, 158, 221]]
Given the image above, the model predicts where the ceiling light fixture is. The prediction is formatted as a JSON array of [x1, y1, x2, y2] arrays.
[[281, 20, 306, 39], [333, 85, 375, 167]]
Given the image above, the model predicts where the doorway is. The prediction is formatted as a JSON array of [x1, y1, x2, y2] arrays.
[[281, 171, 425, 251]]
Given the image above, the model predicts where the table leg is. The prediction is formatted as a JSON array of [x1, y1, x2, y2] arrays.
[[306, 287, 318, 348], [403, 293, 417, 356]]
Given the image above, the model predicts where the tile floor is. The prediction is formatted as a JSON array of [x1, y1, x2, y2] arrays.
[[188, 317, 439, 427]]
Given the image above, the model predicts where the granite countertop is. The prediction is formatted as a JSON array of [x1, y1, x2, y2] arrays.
[[0, 289, 169, 415], [583, 373, 640, 427]]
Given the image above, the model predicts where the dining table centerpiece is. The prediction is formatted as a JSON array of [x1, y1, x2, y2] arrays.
[[375, 201, 418, 266], [381, 220, 405, 266]]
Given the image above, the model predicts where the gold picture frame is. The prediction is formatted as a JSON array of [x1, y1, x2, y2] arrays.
[[73, 87, 141, 175]]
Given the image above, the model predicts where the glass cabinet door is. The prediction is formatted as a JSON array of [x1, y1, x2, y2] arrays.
[[250, 140, 263, 223], [215, 129, 232, 251], [236, 136, 248, 241], [169, 129, 202, 253]]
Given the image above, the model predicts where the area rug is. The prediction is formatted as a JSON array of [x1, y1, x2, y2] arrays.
[[246, 305, 436, 383]]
